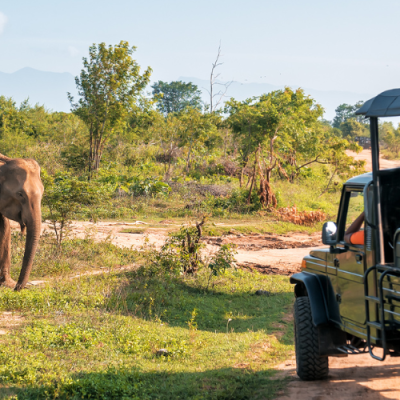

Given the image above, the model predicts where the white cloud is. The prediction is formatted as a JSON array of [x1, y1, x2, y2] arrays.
[[0, 12, 7, 35], [68, 46, 79, 57]]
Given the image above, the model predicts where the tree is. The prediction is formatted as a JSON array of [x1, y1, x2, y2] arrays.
[[332, 101, 365, 128], [69, 41, 152, 173], [382, 123, 400, 154], [147, 106, 221, 175], [339, 119, 369, 139], [177, 108, 220, 171], [0, 96, 26, 139], [206, 44, 232, 113], [224, 97, 261, 185], [380, 121, 395, 139], [317, 136, 364, 196], [225, 88, 364, 204], [151, 81, 202, 115], [225, 88, 324, 185], [147, 113, 183, 179]]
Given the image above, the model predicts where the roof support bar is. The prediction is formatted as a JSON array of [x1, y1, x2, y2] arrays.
[[370, 117, 385, 265]]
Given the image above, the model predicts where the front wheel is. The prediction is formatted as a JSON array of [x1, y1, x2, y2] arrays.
[[294, 296, 329, 380]]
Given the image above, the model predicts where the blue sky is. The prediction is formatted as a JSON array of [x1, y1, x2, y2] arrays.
[[0, 0, 400, 94]]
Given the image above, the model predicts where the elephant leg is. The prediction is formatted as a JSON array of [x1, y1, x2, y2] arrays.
[[0, 214, 16, 288]]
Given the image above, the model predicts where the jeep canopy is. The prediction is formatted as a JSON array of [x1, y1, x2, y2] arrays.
[[355, 88, 400, 266], [356, 89, 400, 117]]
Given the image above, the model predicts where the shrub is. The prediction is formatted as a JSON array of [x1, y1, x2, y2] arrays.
[[207, 243, 237, 288], [42, 171, 110, 244], [200, 189, 262, 216], [130, 177, 171, 197], [146, 218, 206, 276], [144, 217, 237, 282]]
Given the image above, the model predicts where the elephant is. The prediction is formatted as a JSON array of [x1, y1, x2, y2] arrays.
[[0, 153, 44, 291]]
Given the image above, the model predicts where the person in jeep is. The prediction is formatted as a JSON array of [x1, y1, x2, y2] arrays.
[[344, 211, 365, 245]]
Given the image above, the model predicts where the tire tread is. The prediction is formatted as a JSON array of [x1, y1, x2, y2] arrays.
[[294, 296, 329, 380]]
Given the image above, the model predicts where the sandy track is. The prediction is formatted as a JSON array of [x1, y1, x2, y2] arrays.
[[275, 354, 400, 399], [346, 149, 400, 171]]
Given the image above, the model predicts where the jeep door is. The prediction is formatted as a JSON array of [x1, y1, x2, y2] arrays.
[[328, 189, 366, 325]]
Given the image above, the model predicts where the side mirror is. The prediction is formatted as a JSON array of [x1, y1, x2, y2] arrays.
[[322, 221, 337, 245]]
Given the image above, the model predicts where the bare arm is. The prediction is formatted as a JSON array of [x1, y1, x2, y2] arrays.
[[344, 211, 365, 244]]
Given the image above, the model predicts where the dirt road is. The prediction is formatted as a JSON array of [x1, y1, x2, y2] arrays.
[[275, 354, 400, 400], [346, 149, 400, 171]]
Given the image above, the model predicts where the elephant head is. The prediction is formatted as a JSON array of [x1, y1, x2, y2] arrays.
[[0, 153, 44, 290]]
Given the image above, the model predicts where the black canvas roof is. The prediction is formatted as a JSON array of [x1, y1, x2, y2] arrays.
[[355, 89, 400, 117]]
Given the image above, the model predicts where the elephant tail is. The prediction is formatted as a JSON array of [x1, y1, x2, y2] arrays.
[[0, 154, 11, 163]]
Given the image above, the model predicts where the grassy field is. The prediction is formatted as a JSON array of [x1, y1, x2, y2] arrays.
[[1, 236, 294, 400]]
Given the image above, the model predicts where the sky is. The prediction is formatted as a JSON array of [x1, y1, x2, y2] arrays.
[[0, 0, 400, 95]]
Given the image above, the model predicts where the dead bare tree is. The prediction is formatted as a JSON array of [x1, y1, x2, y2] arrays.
[[205, 44, 233, 113]]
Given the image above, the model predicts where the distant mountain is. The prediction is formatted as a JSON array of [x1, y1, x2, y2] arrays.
[[179, 76, 373, 121], [0, 68, 77, 112], [0, 68, 373, 120]]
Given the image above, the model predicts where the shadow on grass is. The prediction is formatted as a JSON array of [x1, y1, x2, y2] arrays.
[[10, 361, 400, 400], [11, 367, 287, 400], [105, 269, 294, 338]]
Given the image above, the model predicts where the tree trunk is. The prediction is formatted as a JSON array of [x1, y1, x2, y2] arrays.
[[266, 136, 277, 182], [240, 167, 245, 188], [186, 137, 193, 172], [239, 158, 249, 188], [247, 147, 259, 204], [89, 123, 94, 176]]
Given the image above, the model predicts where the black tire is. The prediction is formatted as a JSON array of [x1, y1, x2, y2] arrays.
[[294, 296, 329, 380]]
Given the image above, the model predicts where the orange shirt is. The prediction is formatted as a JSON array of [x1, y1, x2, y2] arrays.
[[350, 230, 364, 245]]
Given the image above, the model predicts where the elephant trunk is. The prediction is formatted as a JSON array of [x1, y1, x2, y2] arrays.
[[15, 214, 41, 291]]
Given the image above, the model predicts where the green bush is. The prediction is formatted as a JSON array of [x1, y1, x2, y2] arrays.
[[130, 177, 171, 197], [42, 171, 110, 243], [144, 223, 205, 276], [200, 189, 262, 216]]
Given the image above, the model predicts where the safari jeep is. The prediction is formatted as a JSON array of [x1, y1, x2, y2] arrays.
[[291, 89, 400, 380]]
